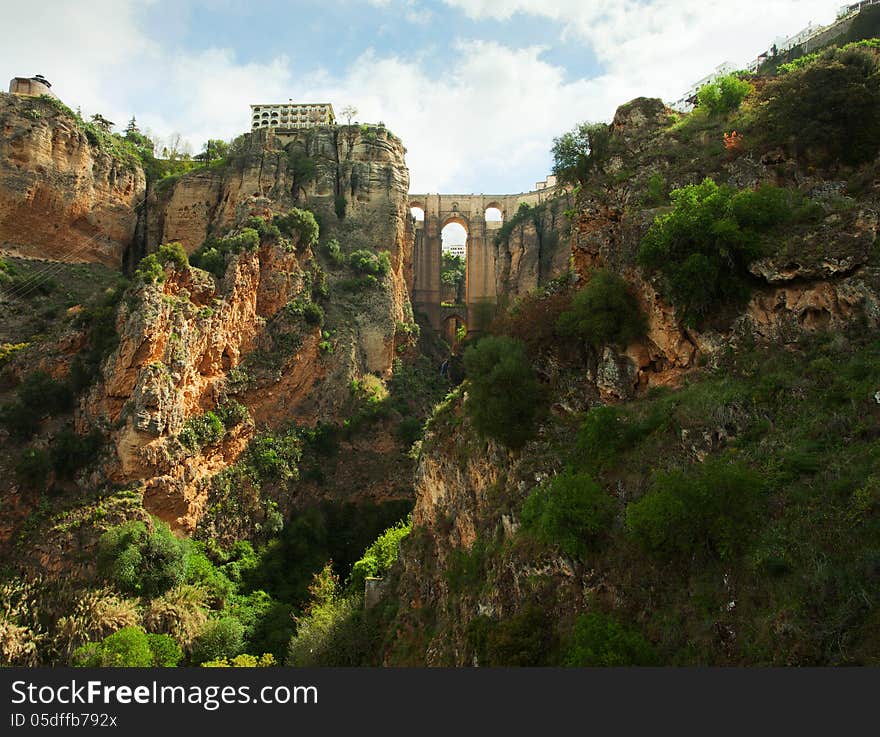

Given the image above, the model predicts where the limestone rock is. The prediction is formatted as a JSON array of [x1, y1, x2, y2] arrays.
[[0, 93, 145, 268]]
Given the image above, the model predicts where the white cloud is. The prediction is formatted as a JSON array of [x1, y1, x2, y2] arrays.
[[440, 0, 837, 104]]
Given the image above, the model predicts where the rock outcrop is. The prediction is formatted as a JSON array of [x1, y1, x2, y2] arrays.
[[76, 123, 417, 533], [0, 93, 145, 268]]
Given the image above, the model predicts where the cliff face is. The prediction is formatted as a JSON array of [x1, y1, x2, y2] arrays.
[[76, 124, 417, 534], [492, 192, 574, 300], [0, 93, 145, 268], [379, 95, 880, 666], [566, 97, 880, 399], [147, 125, 410, 263]]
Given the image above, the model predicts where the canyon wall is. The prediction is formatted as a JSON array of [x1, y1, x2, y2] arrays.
[[0, 93, 145, 268]]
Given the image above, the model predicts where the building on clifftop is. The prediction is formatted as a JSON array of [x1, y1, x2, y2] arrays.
[[250, 102, 335, 130], [8, 74, 56, 98]]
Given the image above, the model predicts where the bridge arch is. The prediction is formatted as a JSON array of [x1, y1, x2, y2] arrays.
[[409, 201, 426, 227], [409, 186, 561, 338], [484, 203, 504, 225]]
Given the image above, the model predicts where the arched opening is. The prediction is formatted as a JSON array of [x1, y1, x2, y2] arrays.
[[443, 315, 467, 350], [441, 218, 467, 307], [485, 205, 503, 229], [410, 204, 425, 226]]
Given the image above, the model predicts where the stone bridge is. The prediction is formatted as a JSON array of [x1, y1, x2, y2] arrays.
[[409, 188, 559, 340]]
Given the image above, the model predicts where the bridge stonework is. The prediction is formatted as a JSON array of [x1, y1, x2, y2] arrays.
[[410, 188, 559, 333]]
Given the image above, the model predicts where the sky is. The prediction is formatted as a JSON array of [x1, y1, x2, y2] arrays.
[[1, 0, 838, 194]]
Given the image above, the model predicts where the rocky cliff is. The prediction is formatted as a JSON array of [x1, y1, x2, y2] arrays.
[[76, 124, 419, 534], [0, 93, 145, 268], [492, 191, 574, 300], [377, 92, 880, 666]]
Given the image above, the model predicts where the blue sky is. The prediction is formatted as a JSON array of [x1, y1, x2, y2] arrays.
[[2, 0, 837, 193]]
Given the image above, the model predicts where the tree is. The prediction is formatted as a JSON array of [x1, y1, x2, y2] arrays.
[[755, 44, 880, 166], [196, 139, 229, 164], [551, 122, 610, 186], [695, 74, 754, 116], [463, 336, 542, 449], [89, 113, 114, 132], [521, 470, 615, 556], [557, 269, 646, 350], [341, 105, 358, 126], [637, 178, 798, 325]]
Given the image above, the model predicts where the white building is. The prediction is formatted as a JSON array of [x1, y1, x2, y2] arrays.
[[444, 243, 467, 259], [772, 22, 823, 53], [250, 103, 335, 131]]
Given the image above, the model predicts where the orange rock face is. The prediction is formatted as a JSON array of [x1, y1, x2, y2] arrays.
[[0, 93, 145, 268]]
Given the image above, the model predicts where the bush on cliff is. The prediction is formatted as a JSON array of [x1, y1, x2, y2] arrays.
[[157, 242, 189, 270], [190, 228, 260, 279], [695, 73, 753, 116], [463, 336, 542, 450], [97, 520, 187, 597], [552, 121, 611, 186], [637, 178, 805, 325], [755, 43, 880, 166], [521, 470, 616, 556], [564, 613, 658, 667], [557, 269, 646, 350], [348, 517, 411, 593], [349, 249, 391, 278], [625, 459, 764, 561], [275, 208, 319, 249]]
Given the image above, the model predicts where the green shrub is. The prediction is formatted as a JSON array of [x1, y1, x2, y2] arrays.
[[190, 228, 260, 278], [97, 520, 187, 597], [521, 470, 615, 556], [190, 618, 245, 664], [15, 447, 51, 489], [214, 400, 249, 429], [557, 270, 646, 349], [302, 301, 325, 326], [146, 633, 184, 666], [637, 179, 799, 325], [50, 429, 103, 478], [552, 122, 611, 186], [576, 405, 627, 470], [348, 518, 411, 593], [134, 254, 166, 284], [73, 626, 153, 667], [189, 247, 226, 279], [695, 73, 753, 115], [245, 432, 301, 481], [349, 249, 391, 277], [564, 613, 658, 666], [157, 242, 189, 270], [625, 460, 764, 560], [756, 44, 880, 166], [19, 371, 74, 416], [324, 238, 345, 267], [275, 208, 319, 249], [285, 564, 374, 667], [245, 216, 281, 240], [178, 411, 224, 450], [463, 336, 542, 449]]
